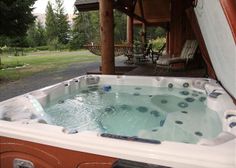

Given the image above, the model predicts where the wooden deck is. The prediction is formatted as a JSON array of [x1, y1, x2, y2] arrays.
[[125, 63, 206, 77], [87, 56, 207, 78]]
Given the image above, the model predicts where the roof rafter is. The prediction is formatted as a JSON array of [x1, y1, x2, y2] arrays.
[[75, 0, 147, 23], [132, 0, 138, 12], [138, 0, 145, 19]]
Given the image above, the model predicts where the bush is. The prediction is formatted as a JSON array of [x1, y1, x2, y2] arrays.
[[133, 40, 144, 54], [35, 46, 49, 51], [47, 38, 69, 51], [0, 46, 27, 55], [23, 47, 36, 52], [150, 37, 166, 51], [69, 34, 87, 51], [58, 44, 69, 51]]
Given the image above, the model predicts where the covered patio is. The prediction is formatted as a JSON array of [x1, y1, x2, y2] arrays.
[[75, 0, 216, 79]]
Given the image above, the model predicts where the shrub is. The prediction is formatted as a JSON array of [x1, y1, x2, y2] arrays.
[[150, 37, 166, 51], [23, 47, 36, 52], [35, 46, 49, 51]]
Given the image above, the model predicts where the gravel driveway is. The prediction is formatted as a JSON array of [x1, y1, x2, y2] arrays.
[[0, 61, 100, 101], [0, 56, 128, 101]]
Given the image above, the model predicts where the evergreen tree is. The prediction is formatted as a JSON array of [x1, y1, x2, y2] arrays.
[[55, 0, 70, 44], [70, 10, 127, 50], [45, 0, 70, 46], [45, 1, 57, 42], [69, 11, 99, 50], [0, 0, 36, 64], [0, 0, 36, 37], [36, 21, 47, 46], [114, 10, 126, 43], [27, 21, 46, 47], [27, 23, 38, 47], [69, 12, 89, 50]]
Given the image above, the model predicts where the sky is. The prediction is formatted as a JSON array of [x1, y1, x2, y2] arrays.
[[33, 0, 75, 14]]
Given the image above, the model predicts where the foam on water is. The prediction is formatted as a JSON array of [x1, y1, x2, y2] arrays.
[[44, 85, 222, 144]]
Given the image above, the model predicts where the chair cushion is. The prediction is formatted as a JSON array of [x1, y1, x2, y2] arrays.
[[156, 57, 186, 65], [156, 40, 198, 66], [168, 57, 186, 64]]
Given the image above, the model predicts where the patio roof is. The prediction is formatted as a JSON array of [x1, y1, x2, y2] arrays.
[[75, 0, 171, 26]]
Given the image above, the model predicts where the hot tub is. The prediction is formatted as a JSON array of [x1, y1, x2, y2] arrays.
[[0, 75, 236, 168]]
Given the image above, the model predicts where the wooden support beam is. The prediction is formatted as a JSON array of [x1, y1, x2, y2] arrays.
[[169, 0, 184, 56], [141, 23, 146, 44], [138, 0, 144, 19], [132, 0, 138, 12], [115, 0, 146, 24], [127, 16, 134, 45], [166, 31, 170, 54], [132, 14, 146, 24], [99, 0, 115, 74], [116, 6, 146, 24]]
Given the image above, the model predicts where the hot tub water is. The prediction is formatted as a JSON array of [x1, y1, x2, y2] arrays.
[[44, 85, 222, 144]]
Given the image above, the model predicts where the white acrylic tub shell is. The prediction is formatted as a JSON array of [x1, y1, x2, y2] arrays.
[[0, 75, 236, 168]]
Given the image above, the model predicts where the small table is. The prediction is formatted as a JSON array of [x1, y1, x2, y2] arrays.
[[124, 53, 134, 64]]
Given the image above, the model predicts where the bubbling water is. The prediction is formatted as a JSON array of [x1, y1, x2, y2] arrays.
[[44, 85, 222, 144]]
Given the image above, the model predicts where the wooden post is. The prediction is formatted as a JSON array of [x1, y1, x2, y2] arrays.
[[99, 0, 115, 74], [127, 16, 133, 45], [166, 31, 170, 54], [141, 23, 146, 45], [169, 0, 184, 56]]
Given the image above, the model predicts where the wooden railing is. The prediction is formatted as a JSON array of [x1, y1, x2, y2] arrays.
[[84, 44, 132, 57]]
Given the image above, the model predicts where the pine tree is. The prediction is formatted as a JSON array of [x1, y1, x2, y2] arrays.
[[0, 0, 36, 37], [55, 0, 70, 44], [0, 0, 36, 63], [114, 10, 127, 43], [45, 0, 70, 46], [69, 10, 127, 50], [45, 1, 58, 42], [27, 23, 38, 47], [69, 12, 90, 50], [69, 11, 99, 50], [36, 21, 47, 46], [27, 21, 46, 47]]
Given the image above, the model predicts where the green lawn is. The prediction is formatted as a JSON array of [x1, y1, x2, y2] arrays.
[[0, 50, 99, 82]]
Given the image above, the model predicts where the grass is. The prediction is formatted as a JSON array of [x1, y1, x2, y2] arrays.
[[0, 50, 99, 82], [0, 61, 24, 69]]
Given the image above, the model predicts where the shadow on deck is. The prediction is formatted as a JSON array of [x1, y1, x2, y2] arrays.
[[87, 56, 207, 78]]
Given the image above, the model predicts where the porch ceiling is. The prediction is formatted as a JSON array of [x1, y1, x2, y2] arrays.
[[134, 0, 171, 25], [74, 0, 171, 26]]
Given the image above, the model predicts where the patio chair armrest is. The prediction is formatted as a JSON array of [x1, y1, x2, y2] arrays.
[[169, 58, 186, 64]]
